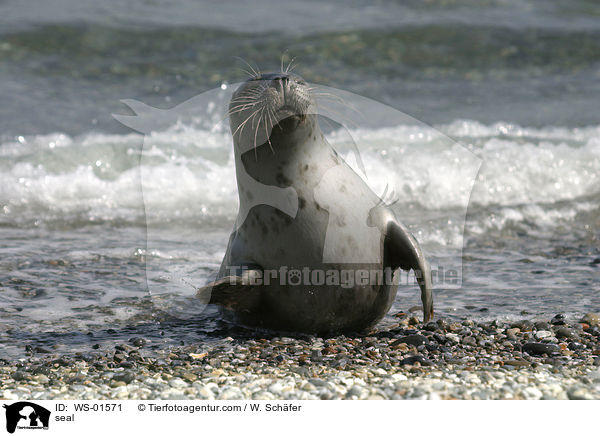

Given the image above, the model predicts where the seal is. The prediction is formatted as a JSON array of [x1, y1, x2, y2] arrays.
[[198, 71, 433, 333]]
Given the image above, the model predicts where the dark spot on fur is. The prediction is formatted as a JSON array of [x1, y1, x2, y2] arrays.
[[276, 173, 291, 185], [314, 202, 321, 211], [299, 197, 306, 209], [260, 221, 269, 235]]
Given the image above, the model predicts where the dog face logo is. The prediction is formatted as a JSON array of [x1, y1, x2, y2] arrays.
[[3, 402, 50, 434]]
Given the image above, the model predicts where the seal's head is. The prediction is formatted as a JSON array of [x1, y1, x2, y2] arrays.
[[228, 72, 316, 151]]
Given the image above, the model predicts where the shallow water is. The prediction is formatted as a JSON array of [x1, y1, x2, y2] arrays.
[[1, 0, 599, 359]]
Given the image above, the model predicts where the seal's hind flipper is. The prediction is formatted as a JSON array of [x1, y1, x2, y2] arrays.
[[197, 269, 263, 313], [384, 221, 434, 323]]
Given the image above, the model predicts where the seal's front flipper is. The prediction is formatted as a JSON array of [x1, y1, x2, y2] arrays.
[[385, 221, 434, 323], [197, 269, 263, 313]]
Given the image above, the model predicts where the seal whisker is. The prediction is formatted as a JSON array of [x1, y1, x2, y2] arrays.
[[377, 184, 389, 207], [265, 106, 276, 154], [285, 57, 297, 73], [228, 103, 262, 116], [229, 93, 262, 104], [230, 94, 261, 102], [232, 106, 264, 140], [253, 108, 264, 158], [229, 102, 258, 112], [312, 92, 362, 118], [229, 99, 262, 110], [235, 88, 264, 96], [229, 99, 261, 109], [234, 56, 261, 79], [228, 99, 258, 109], [280, 50, 289, 74], [238, 67, 257, 79], [312, 92, 361, 117]]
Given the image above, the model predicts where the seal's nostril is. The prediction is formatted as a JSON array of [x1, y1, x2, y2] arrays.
[[257, 72, 290, 82]]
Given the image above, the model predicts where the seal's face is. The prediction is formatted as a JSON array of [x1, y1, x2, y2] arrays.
[[229, 72, 315, 149]]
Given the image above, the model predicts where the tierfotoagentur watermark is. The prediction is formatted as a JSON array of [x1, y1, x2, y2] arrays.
[[228, 265, 459, 288]]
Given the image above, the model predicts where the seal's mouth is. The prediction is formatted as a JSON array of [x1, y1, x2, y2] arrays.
[[277, 104, 305, 118], [229, 71, 313, 148]]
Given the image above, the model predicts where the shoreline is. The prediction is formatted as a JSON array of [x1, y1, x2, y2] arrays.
[[2, 313, 599, 400]]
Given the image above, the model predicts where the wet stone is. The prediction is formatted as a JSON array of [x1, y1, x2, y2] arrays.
[[555, 327, 575, 340], [522, 343, 560, 356], [568, 342, 586, 351], [423, 322, 438, 332], [506, 328, 520, 340], [582, 313, 600, 327], [535, 330, 553, 340], [112, 370, 136, 384], [392, 334, 427, 347], [462, 336, 477, 346], [511, 320, 533, 331], [11, 371, 27, 381], [534, 321, 551, 330], [588, 327, 600, 337], [399, 355, 433, 366], [130, 337, 147, 348], [433, 333, 447, 344]]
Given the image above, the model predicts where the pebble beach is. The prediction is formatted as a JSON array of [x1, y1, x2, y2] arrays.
[[2, 312, 599, 401]]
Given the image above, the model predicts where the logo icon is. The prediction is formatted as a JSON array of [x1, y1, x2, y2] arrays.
[[3, 402, 50, 434]]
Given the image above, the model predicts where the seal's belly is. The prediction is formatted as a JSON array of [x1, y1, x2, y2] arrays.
[[228, 202, 397, 332]]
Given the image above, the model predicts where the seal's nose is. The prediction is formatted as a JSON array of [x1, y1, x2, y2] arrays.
[[256, 72, 290, 82], [264, 73, 290, 100]]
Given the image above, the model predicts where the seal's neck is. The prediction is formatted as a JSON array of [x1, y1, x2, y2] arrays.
[[236, 115, 330, 188], [268, 115, 320, 151]]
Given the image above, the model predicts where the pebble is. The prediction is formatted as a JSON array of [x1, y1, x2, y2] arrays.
[[506, 328, 520, 340], [345, 385, 365, 399], [399, 355, 433, 366], [462, 336, 477, 346], [445, 333, 460, 344], [567, 386, 595, 400], [582, 313, 600, 327], [392, 334, 427, 347], [112, 370, 136, 384], [522, 343, 560, 356], [130, 338, 147, 348], [555, 327, 576, 340], [511, 320, 534, 331], [521, 386, 543, 400], [535, 330, 553, 340], [168, 378, 188, 389]]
